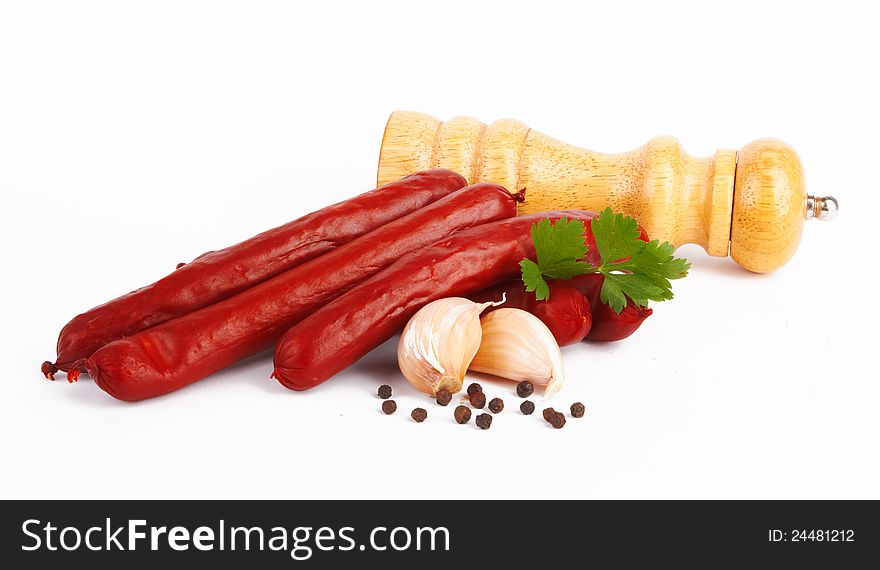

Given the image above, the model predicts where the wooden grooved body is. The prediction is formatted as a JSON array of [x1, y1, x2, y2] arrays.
[[378, 111, 805, 273]]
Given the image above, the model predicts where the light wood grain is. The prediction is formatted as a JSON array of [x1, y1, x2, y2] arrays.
[[378, 111, 806, 272], [730, 139, 805, 272]]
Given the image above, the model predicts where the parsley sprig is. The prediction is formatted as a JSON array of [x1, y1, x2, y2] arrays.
[[519, 208, 690, 312]]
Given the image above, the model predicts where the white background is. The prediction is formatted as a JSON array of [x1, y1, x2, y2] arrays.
[[1, 0, 877, 499]]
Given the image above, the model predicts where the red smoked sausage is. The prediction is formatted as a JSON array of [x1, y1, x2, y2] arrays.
[[469, 280, 593, 346], [272, 211, 600, 391], [571, 274, 653, 341], [81, 183, 521, 401], [43, 169, 467, 378]]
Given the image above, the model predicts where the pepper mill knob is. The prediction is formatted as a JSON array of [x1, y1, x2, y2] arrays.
[[806, 195, 839, 221], [377, 111, 839, 273], [730, 139, 806, 273]]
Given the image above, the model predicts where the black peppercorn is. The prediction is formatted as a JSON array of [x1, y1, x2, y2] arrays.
[[469, 391, 486, 409], [466, 382, 483, 397], [488, 397, 504, 414], [381, 400, 397, 415], [435, 389, 452, 406], [571, 402, 585, 418], [548, 412, 566, 429], [377, 384, 392, 399], [520, 400, 535, 415], [475, 413, 493, 430], [542, 407, 556, 422], [516, 381, 534, 398], [454, 405, 471, 424], [411, 408, 428, 423]]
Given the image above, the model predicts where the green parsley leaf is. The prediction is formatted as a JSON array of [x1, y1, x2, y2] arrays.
[[519, 218, 593, 300], [592, 208, 690, 312], [601, 273, 667, 313], [611, 238, 690, 287], [591, 207, 642, 264], [520, 208, 690, 311], [532, 218, 593, 278], [519, 258, 550, 301]]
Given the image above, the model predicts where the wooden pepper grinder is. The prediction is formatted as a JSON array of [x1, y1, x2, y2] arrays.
[[377, 111, 838, 273]]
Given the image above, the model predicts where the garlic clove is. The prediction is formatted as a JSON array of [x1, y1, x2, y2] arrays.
[[397, 297, 502, 396], [468, 308, 565, 398]]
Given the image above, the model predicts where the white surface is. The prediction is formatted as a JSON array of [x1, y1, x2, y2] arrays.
[[1, 0, 877, 499]]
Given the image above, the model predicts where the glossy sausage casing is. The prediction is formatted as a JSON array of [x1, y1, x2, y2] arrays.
[[469, 280, 593, 346], [571, 274, 653, 342], [84, 183, 519, 401], [272, 210, 600, 391], [49, 169, 467, 373]]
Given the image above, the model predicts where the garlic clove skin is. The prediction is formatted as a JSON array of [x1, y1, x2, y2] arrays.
[[397, 297, 502, 396], [468, 308, 565, 398]]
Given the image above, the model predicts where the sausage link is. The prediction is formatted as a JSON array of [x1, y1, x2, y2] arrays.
[[571, 274, 653, 341], [82, 183, 520, 401], [469, 280, 592, 346], [45, 169, 467, 376], [272, 210, 599, 391]]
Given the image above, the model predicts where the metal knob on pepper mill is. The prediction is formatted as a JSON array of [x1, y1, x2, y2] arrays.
[[377, 111, 838, 273]]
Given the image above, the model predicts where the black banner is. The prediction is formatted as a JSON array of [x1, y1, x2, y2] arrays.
[[1, 500, 876, 567]]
